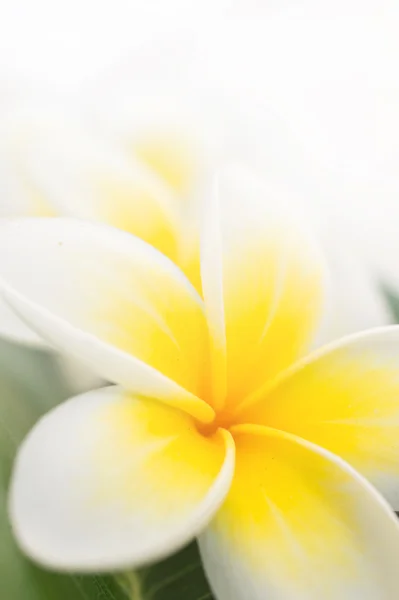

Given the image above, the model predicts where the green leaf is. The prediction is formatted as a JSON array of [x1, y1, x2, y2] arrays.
[[118, 542, 214, 600], [381, 282, 399, 323], [0, 338, 127, 600]]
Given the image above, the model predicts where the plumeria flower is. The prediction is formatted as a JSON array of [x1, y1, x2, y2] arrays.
[[0, 97, 209, 392], [0, 102, 202, 338], [2, 169, 399, 598]]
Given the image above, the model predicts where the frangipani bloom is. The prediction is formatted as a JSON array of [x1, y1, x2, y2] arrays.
[[2, 169, 399, 598], [0, 103, 202, 343], [0, 100, 208, 393]]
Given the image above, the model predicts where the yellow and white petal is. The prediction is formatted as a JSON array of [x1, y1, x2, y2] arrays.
[[110, 93, 213, 201], [0, 218, 213, 422], [199, 425, 399, 600], [241, 326, 399, 508], [200, 166, 326, 411], [86, 37, 227, 293], [10, 386, 235, 571], [3, 106, 181, 262]]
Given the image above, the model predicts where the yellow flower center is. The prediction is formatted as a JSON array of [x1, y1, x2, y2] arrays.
[[197, 408, 237, 437]]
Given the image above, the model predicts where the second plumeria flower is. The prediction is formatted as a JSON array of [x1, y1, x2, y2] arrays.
[[2, 168, 399, 599], [0, 100, 206, 392]]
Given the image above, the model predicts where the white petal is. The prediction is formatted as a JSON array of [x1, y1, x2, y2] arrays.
[[200, 166, 327, 410], [0, 284, 102, 391], [200, 425, 399, 600], [0, 218, 213, 422], [56, 355, 102, 396], [10, 386, 235, 571], [2, 106, 181, 262]]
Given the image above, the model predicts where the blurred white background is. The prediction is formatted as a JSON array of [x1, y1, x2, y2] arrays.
[[0, 0, 398, 91]]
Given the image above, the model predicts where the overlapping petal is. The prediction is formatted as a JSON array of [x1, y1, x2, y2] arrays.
[[0, 218, 213, 421], [200, 167, 326, 411], [2, 108, 181, 262], [121, 96, 209, 200], [10, 386, 235, 570], [200, 425, 399, 600], [239, 326, 399, 508]]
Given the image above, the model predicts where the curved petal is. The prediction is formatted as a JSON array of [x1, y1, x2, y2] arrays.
[[56, 355, 102, 396], [10, 386, 235, 571], [240, 326, 399, 507], [0, 282, 105, 399], [200, 166, 326, 411], [2, 106, 181, 262], [0, 286, 102, 391], [117, 95, 213, 201], [0, 218, 213, 422], [199, 424, 399, 600], [0, 297, 43, 346]]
